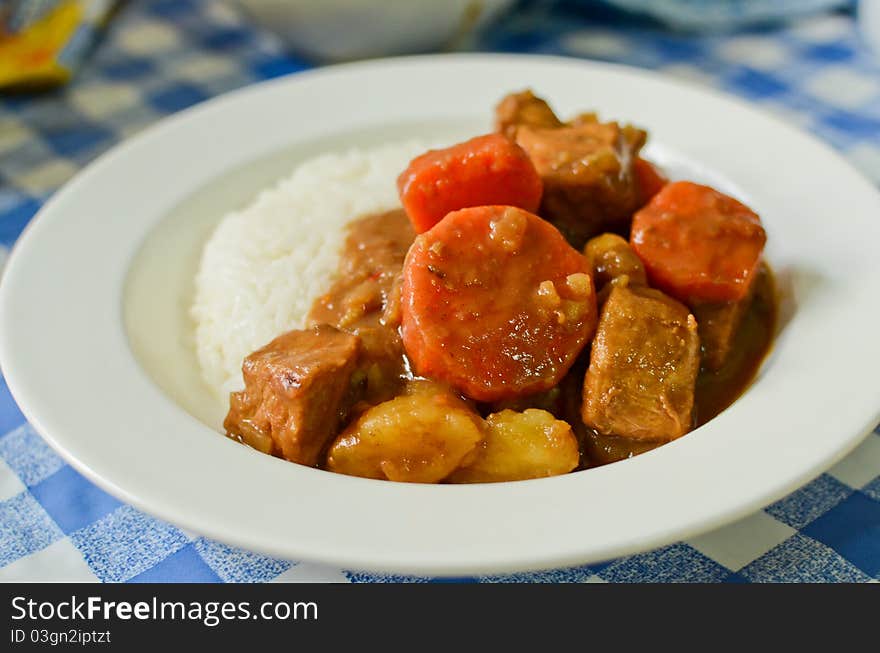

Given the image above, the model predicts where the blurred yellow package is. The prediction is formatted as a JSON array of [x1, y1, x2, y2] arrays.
[[0, 0, 118, 90]]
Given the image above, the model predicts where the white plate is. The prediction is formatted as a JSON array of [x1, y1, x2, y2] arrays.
[[2, 55, 879, 576]]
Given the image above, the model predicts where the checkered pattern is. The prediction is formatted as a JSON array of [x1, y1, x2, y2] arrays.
[[0, 0, 878, 582], [476, 5, 880, 185], [0, 0, 306, 255]]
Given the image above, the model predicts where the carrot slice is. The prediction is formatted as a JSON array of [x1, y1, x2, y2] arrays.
[[401, 206, 596, 402], [397, 134, 543, 234], [630, 181, 766, 303], [634, 157, 667, 205]]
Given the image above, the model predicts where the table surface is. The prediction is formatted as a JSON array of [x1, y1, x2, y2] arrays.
[[0, 0, 878, 583]]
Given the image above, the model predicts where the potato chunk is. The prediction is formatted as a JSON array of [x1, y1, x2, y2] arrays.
[[584, 233, 647, 291], [326, 382, 483, 483], [448, 409, 579, 483]]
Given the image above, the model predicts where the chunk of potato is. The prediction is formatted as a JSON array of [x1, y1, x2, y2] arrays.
[[584, 233, 647, 291], [325, 384, 484, 483], [448, 409, 579, 483]]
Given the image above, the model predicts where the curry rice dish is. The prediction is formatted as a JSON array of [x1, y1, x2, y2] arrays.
[[195, 90, 777, 484]]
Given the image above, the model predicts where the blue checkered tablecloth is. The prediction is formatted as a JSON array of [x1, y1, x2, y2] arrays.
[[0, 0, 878, 583]]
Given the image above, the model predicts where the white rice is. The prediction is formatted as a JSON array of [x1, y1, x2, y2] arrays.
[[192, 140, 430, 395]]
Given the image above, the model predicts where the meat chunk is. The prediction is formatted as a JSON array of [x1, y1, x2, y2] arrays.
[[514, 120, 646, 248], [495, 90, 648, 248], [692, 265, 776, 422], [582, 283, 700, 442], [224, 325, 361, 466], [495, 89, 563, 138], [691, 289, 754, 372], [326, 381, 484, 483], [448, 409, 579, 483]]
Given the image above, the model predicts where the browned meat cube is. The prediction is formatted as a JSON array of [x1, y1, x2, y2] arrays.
[[495, 89, 563, 138], [582, 283, 700, 442], [514, 120, 646, 248], [224, 325, 361, 466], [692, 293, 753, 372]]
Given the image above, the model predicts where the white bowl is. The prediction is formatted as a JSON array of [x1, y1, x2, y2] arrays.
[[1, 55, 879, 575], [233, 0, 516, 61]]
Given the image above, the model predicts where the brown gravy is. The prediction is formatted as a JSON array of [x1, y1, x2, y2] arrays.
[[307, 209, 415, 406], [307, 208, 415, 331]]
